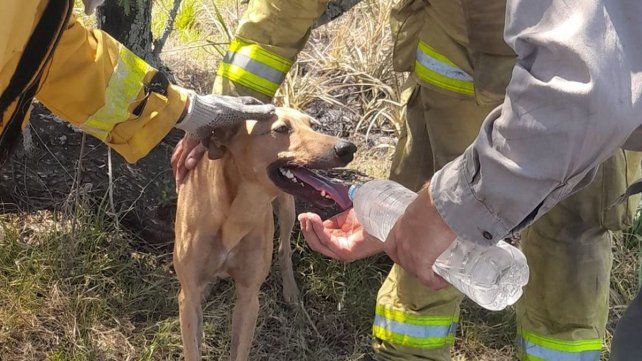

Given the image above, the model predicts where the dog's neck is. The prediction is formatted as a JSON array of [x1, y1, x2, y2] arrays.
[[212, 155, 277, 210]]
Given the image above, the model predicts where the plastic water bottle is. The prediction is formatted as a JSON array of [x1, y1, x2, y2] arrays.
[[349, 179, 529, 311]]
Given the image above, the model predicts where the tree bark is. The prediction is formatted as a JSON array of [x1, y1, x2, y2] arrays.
[[97, 0, 155, 63], [153, 0, 183, 57]]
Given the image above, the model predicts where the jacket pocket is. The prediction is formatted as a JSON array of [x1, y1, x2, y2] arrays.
[[461, 0, 515, 105], [471, 53, 515, 105], [390, 0, 427, 73]]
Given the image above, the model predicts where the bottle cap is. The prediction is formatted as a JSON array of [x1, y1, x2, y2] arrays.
[[348, 184, 360, 200]]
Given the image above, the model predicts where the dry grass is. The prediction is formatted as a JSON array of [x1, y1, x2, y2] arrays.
[[2, 1, 639, 360]]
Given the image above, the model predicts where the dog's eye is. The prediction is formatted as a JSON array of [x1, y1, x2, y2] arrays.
[[273, 125, 290, 134]]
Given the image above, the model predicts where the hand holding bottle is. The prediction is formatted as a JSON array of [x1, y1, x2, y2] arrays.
[[298, 181, 456, 291], [382, 184, 454, 290]]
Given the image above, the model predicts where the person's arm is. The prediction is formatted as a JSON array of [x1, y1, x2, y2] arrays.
[[35, 15, 274, 164], [213, 0, 330, 100], [299, 0, 642, 289], [35, 15, 188, 163], [431, 0, 642, 246]]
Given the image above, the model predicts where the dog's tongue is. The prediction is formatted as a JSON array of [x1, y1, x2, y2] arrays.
[[291, 168, 353, 211]]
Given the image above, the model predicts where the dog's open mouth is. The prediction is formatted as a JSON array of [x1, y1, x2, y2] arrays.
[[269, 165, 352, 211]]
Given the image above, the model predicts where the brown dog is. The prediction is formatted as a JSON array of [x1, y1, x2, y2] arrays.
[[174, 108, 356, 360]]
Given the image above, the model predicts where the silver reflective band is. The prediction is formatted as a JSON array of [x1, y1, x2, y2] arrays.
[[518, 337, 601, 361], [223, 52, 286, 85], [415, 49, 473, 82], [373, 315, 456, 339]]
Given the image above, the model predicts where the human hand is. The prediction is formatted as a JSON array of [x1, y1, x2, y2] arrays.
[[171, 136, 207, 185], [384, 184, 455, 290], [299, 183, 456, 290], [298, 209, 385, 262]]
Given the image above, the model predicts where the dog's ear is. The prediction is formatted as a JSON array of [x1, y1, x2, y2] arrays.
[[206, 125, 241, 160]]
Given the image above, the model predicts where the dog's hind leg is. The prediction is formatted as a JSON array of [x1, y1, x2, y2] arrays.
[[274, 193, 299, 304]]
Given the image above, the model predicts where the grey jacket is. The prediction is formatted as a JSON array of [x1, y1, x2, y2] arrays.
[[431, 0, 642, 246]]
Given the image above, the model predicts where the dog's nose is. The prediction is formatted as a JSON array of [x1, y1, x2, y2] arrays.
[[334, 141, 357, 164]]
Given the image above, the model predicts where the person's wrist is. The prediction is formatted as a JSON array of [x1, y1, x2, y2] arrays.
[[177, 94, 192, 125], [423, 185, 456, 240]]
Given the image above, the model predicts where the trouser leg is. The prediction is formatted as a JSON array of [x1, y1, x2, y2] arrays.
[[515, 151, 641, 361]]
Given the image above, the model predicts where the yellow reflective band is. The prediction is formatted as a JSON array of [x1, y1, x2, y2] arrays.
[[218, 38, 293, 97], [414, 41, 474, 96], [217, 63, 280, 97], [228, 38, 292, 73], [81, 46, 151, 141], [373, 325, 455, 349], [375, 305, 458, 326], [373, 305, 458, 349], [519, 331, 602, 353]]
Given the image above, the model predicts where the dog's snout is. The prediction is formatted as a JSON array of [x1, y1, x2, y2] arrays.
[[334, 141, 357, 164]]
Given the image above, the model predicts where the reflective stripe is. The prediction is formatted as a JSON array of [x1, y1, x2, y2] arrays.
[[217, 38, 293, 97], [517, 332, 602, 361], [374, 315, 453, 338], [223, 52, 285, 84], [372, 305, 457, 349], [414, 40, 474, 96], [81, 46, 151, 141]]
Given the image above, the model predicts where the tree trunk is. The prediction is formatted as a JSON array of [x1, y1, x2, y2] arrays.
[[97, 0, 155, 63]]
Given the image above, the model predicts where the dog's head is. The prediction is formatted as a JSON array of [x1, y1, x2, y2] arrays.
[[209, 108, 356, 210]]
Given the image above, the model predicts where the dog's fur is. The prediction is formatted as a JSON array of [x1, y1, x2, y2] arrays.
[[174, 108, 356, 360]]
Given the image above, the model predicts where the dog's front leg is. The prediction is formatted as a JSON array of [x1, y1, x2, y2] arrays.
[[179, 285, 205, 361], [230, 284, 261, 361]]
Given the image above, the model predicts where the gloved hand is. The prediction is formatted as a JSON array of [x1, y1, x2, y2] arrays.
[[175, 93, 276, 140], [172, 93, 276, 184]]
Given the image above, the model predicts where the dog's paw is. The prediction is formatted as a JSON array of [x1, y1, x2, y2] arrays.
[[282, 283, 300, 305]]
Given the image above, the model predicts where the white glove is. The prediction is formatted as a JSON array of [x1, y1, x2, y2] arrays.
[[175, 93, 276, 140]]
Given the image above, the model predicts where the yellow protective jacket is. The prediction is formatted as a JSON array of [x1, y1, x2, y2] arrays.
[[0, 1, 188, 163], [214, 0, 515, 106]]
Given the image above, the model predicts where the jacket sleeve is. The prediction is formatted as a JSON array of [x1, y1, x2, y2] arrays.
[[213, 0, 329, 101], [35, 15, 189, 163], [430, 0, 642, 246]]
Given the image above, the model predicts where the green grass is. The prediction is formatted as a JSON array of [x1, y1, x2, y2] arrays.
[[0, 170, 638, 360], [0, 207, 390, 360]]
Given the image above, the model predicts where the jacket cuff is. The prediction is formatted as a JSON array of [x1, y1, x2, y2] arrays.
[[109, 84, 189, 163], [430, 152, 513, 247], [212, 76, 272, 102]]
